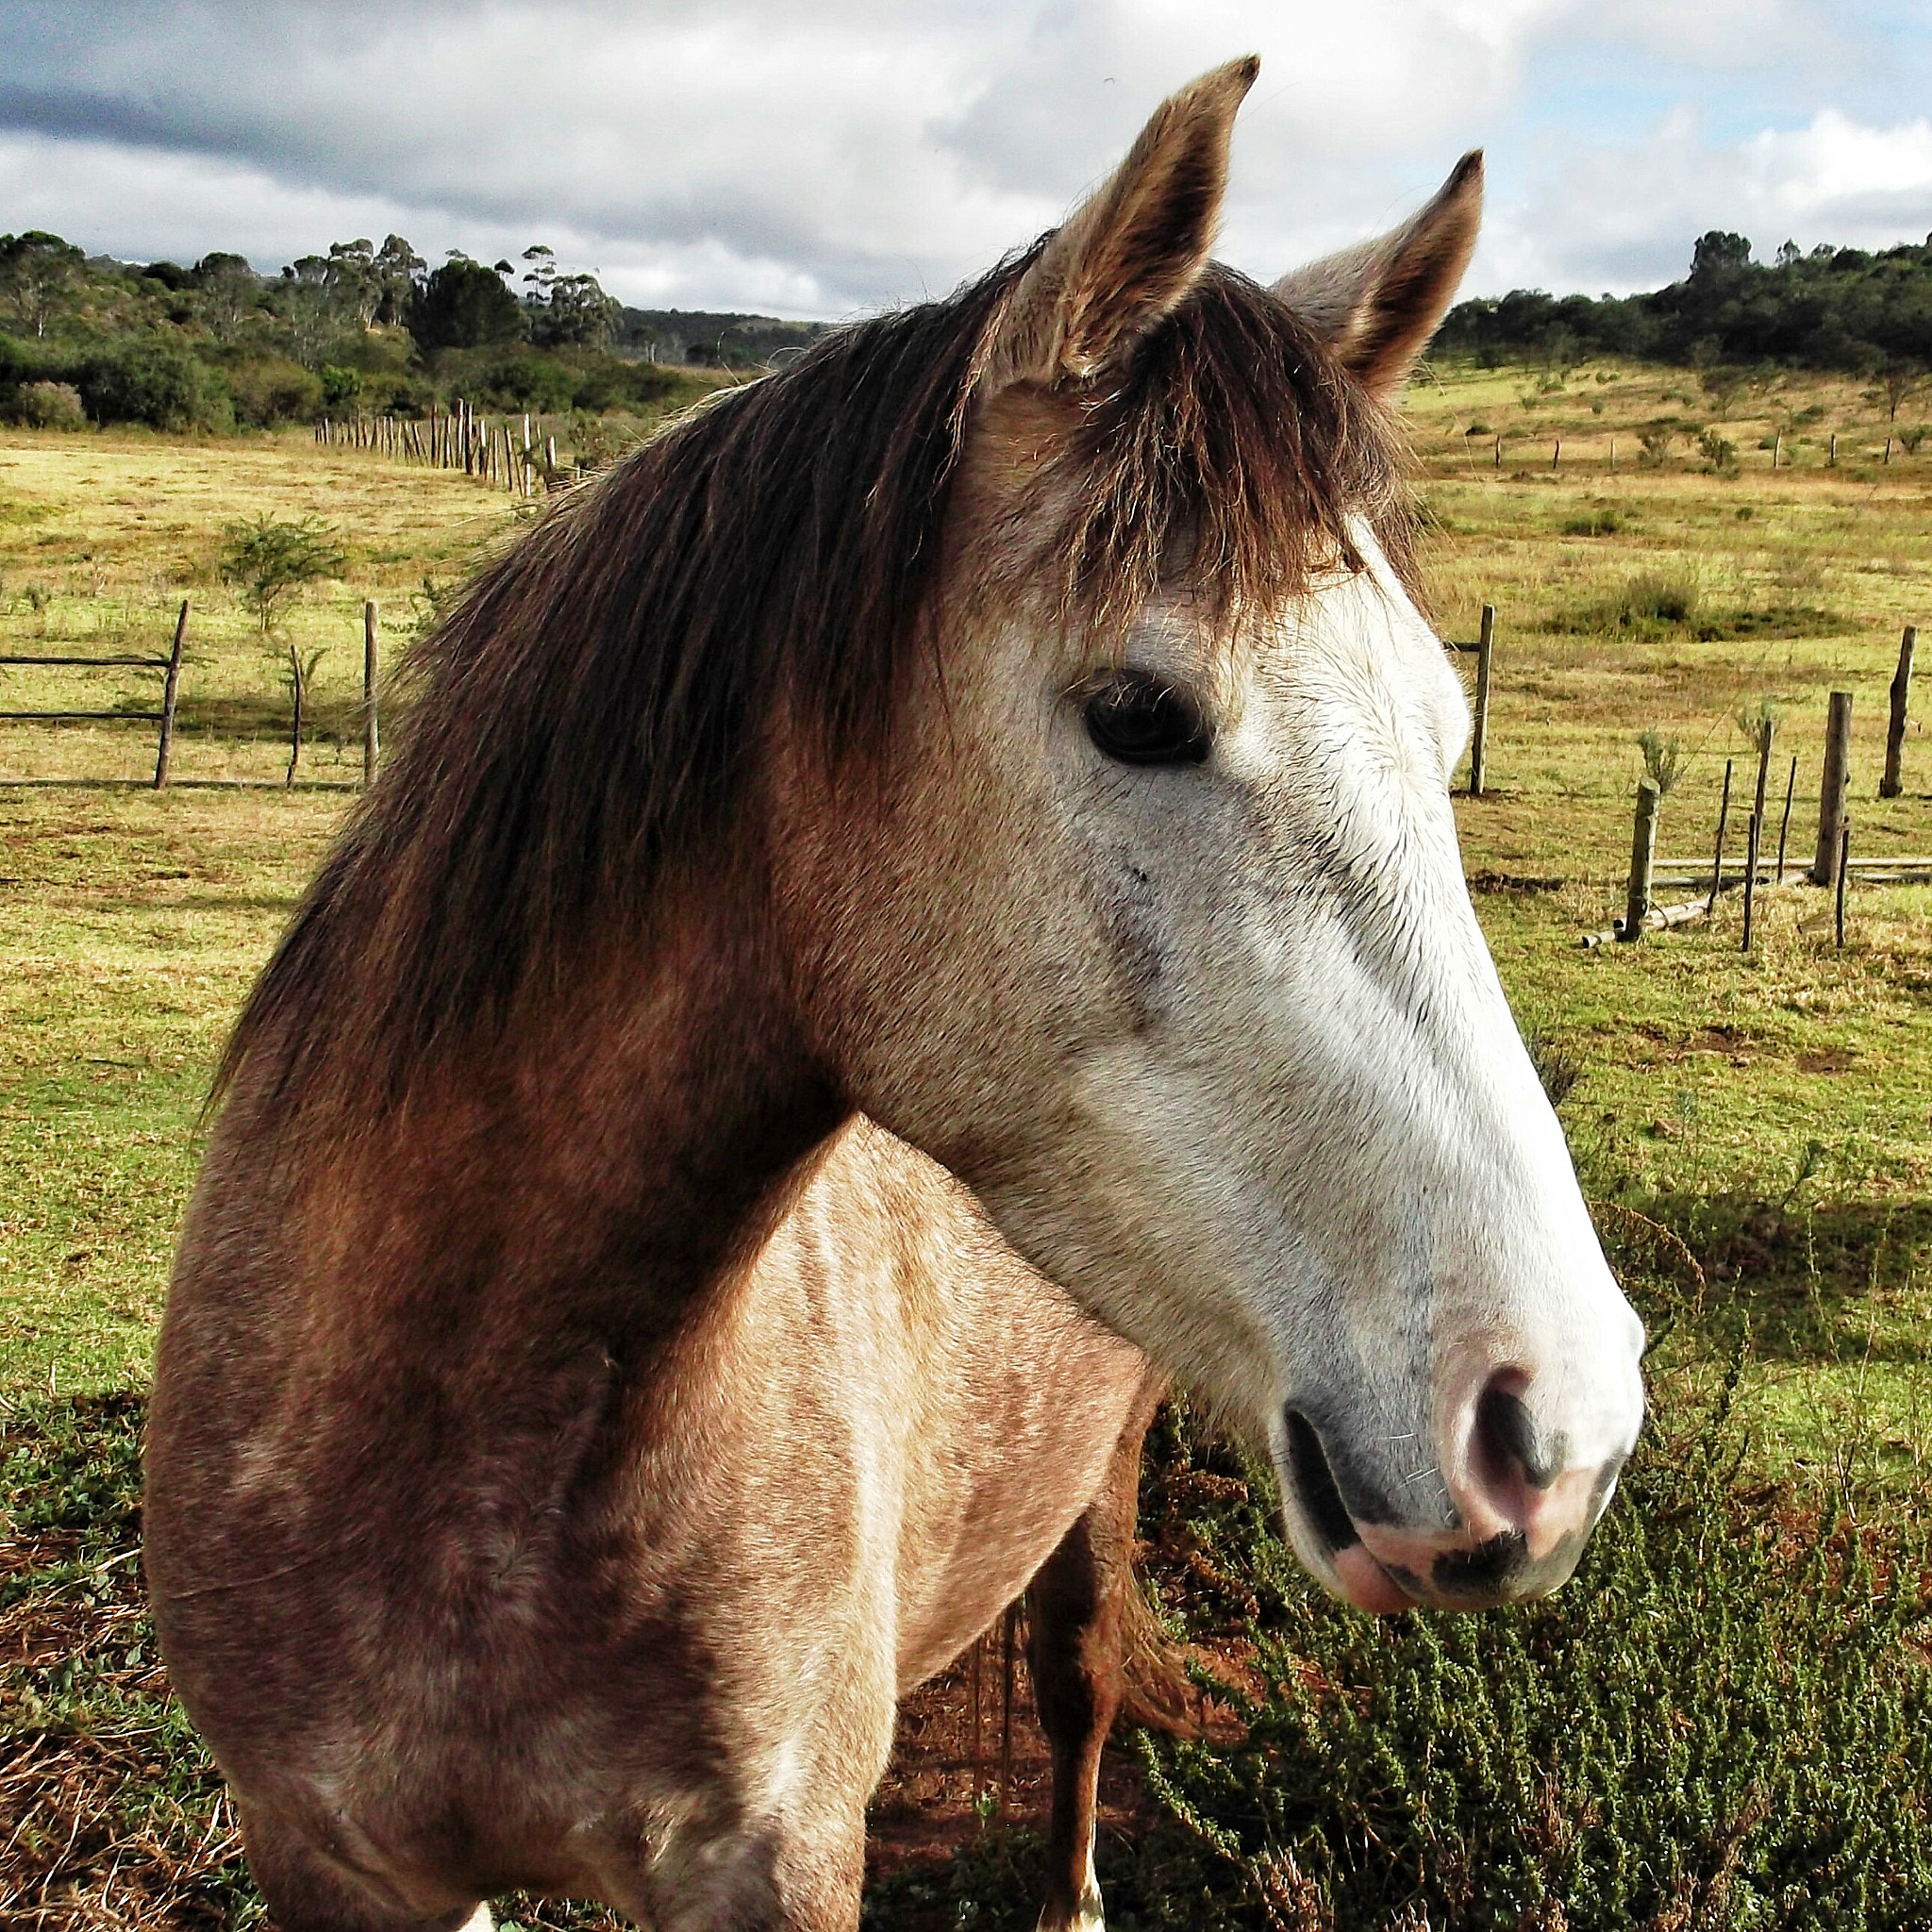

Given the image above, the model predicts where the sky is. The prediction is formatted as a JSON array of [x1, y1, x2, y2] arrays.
[[0, 1, 1929, 322]]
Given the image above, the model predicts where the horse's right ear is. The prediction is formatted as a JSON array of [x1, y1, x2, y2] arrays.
[[982, 56, 1258, 392]]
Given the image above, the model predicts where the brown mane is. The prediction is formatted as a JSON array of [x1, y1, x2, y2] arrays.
[[217, 256, 1405, 1124]]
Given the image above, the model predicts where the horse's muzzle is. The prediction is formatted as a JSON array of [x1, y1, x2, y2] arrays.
[[1280, 1391, 1631, 1614]]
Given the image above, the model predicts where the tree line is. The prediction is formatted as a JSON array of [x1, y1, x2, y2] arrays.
[[1433, 228, 1932, 378], [0, 227, 824, 433]]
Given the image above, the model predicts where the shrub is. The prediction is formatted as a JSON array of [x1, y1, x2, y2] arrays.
[[217, 513, 345, 635], [15, 378, 85, 429], [1638, 726, 1689, 795], [1560, 509, 1623, 537], [1577, 571, 1700, 633], [79, 341, 225, 430], [319, 364, 360, 411], [1638, 426, 1678, 466], [1699, 427, 1740, 470], [460, 349, 575, 413], [1128, 1390, 1932, 1931], [228, 356, 324, 427], [1899, 425, 1927, 455]]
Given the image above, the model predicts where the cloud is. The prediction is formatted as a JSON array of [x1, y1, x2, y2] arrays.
[[0, 1, 1924, 312], [1483, 105, 1932, 294]]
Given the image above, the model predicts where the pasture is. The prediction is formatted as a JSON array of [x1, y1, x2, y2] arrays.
[[3, 353, 1931, 1927]]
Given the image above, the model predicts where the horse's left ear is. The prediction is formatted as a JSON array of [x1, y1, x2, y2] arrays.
[[1273, 151, 1483, 398], [983, 56, 1259, 392]]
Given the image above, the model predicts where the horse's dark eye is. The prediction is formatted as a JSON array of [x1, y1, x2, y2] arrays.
[[1083, 672, 1211, 767]]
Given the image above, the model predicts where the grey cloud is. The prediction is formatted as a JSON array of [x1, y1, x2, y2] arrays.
[[0, 2, 1925, 314]]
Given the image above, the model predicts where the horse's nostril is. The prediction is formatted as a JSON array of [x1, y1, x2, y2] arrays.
[[1475, 1382, 1562, 1491], [1283, 1409, 1359, 1553]]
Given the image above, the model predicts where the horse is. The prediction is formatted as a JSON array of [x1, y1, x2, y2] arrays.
[[145, 56, 1645, 1932]]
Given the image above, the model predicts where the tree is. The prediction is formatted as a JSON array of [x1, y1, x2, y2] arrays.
[[1690, 231, 1754, 280], [1698, 363, 1750, 419], [0, 230, 86, 337], [191, 252, 263, 342], [219, 515, 346, 784], [1876, 362, 1924, 421], [220, 514, 344, 635], [372, 235, 425, 325], [521, 245, 621, 349], [408, 256, 525, 353]]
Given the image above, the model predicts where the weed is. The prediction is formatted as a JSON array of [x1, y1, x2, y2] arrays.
[[1525, 1026, 1585, 1105], [1699, 427, 1740, 471], [1560, 509, 1624, 537], [1637, 727, 1689, 795], [1574, 570, 1700, 633]]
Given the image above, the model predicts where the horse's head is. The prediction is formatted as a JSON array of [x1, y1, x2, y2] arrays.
[[782, 58, 1642, 1613]]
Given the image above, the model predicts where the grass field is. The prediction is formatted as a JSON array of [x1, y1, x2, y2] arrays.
[[3, 357, 1930, 1925]]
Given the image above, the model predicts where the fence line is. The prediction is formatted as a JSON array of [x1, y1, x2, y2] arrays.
[[315, 402, 577, 498]]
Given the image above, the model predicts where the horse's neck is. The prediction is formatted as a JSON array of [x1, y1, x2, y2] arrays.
[[275, 874, 845, 1345]]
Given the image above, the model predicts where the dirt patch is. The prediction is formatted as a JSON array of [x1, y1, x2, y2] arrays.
[[1466, 870, 1568, 894], [1796, 1047, 1858, 1073]]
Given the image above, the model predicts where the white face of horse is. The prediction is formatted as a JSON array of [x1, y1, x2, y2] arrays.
[[793, 60, 1643, 1613], [1012, 528, 1644, 1611]]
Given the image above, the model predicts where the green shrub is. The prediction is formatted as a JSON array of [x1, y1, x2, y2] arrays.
[[1123, 1387, 1932, 1931], [1637, 726, 1688, 795], [229, 356, 324, 427], [14, 378, 86, 429], [1699, 428, 1740, 470], [1559, 509, 1623, 537], [459, 349, 575, 413], [319, 364, 360, 411], [217, 513, 345, 634], [80, 341, 226, 430], [1574, 571, 1700, 633]]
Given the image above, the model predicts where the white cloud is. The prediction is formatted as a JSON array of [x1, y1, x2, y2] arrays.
[[0, 1, 1924, 311], [1481, 104, 1932, 295]]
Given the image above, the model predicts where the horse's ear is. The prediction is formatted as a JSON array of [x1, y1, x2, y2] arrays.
[[1273, 151, 1484, 398], [983, 56, 1258, 391]]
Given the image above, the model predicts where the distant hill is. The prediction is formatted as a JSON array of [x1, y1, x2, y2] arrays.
[[615, 308, 826, 368], [0, 226, 829, 433], [1434, 229, 1932, 374]]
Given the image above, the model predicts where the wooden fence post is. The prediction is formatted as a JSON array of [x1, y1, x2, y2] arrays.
[[1468, 604, 1495, 797], [1707, 758, 1734, 914], [1812, 691, 1854, 885], [1836, 822, 1851, 946], [151, 597, 188, 790], [1741, 811, 1762, 950], [1881, 624, 1915, 799], [1776, 754, 1797, 880], [363, 600, 380, 787], [1621, 778, 1660, 941]]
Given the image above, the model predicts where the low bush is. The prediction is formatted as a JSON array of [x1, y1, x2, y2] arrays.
[[1559, 509, 1623, 537], [1579, 571, 1700, 632], [228, 356, 324, 427], [14, 379, 86, 429], [79, 341, 228, 431], [1123, 1385, 1932, 1930]]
